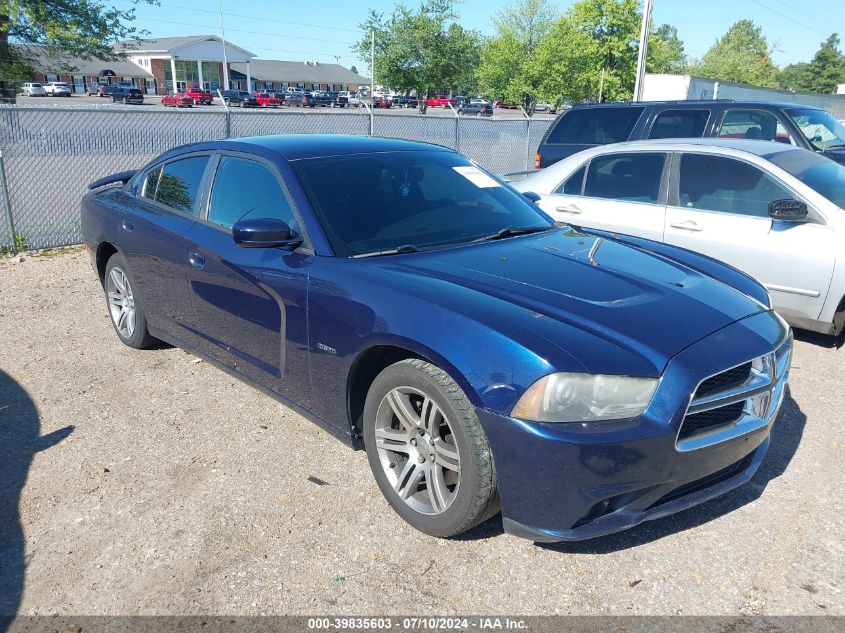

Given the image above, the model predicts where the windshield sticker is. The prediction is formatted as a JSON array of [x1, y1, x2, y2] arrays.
[[452, 165, 501, 189]]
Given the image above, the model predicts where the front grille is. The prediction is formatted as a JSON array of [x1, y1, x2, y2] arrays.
[[678, 401, 745, 441], [696, 362, 752, 398]]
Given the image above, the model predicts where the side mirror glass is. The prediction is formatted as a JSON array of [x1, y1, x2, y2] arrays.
[[768, 199, 808, 222], [522, 191, 542, 204], [232, 218, 302, 249]]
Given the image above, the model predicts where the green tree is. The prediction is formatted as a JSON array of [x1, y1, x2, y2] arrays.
[[352, 0, 481, 105], [780, 34, 845, 94], [350, 65, 358, 74], [647, 24, 686, 74], [694, 19, 779, 87], [0, 0, 152, 102], [476, 0, 558, 104]]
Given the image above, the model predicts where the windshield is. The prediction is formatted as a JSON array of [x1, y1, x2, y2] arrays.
[[293, 150, 553, 257], [767, 148, 845, 209], [787, 108, 845, 151]]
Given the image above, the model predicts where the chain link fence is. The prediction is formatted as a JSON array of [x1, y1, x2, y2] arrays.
[[0, 104, 552, 252]]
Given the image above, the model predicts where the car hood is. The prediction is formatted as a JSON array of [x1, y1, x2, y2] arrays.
[[380, 228, 766, 375]]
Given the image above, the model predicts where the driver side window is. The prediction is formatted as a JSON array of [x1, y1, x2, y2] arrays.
[[678, 154, 795, 218], [207, 156, 298, 232]]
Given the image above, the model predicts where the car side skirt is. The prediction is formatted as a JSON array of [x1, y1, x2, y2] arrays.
[[147, 325, 359, 449]]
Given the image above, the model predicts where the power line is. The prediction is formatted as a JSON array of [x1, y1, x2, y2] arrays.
[[749, 0, 828, 36], [137, 16, 353, 45], [112, 0, 360, 33]]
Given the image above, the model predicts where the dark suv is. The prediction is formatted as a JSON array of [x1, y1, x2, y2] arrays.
[[536, 100, 845, 168]]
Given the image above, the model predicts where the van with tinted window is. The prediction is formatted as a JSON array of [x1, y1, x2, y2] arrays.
[[536, 100, 845, 168]]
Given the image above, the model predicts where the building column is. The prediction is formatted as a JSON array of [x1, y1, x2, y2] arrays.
[[169, 57, 177, 92], [197, 59, 204, 89], [246, 61, 251, 94]]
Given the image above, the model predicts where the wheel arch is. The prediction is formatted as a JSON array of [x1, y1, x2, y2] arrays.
[[345, 339, 482, 448], [95, 241, 120, 286]]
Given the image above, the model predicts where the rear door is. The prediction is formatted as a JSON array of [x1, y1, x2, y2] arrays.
[[183, 152, 313, 401], [118, 154, 212, 340], [536, 151, 669, 242], [664, 151, 835, 321]]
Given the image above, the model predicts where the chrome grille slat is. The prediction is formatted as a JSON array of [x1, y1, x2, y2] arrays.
[[676, 333, 792, 452]]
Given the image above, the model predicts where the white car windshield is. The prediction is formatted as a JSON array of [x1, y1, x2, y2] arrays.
[[787, 108, 845, 151], [767, 148, 845, 209]]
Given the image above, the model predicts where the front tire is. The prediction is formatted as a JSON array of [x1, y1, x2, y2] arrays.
[[104, 253, 157, 349], [363, 359, 498, 538]]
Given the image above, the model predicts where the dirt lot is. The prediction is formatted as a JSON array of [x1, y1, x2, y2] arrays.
[[0, 248, 843, 616]]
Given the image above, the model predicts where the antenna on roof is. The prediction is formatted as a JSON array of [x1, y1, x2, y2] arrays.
[[219, 0, 230, 90]]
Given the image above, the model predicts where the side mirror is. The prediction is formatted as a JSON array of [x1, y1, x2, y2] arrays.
[[232, 218, 302, 249], [768, 199, 808, 222], [522, 191, 542, 204]]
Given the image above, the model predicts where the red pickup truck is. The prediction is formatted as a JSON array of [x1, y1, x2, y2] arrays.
[[181, 87, 213, 105], [254, 92, 281, 107], [426, 95, 456, 108]]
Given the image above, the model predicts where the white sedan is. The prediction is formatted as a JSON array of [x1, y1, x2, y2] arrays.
[[513, 138, 845, 335]]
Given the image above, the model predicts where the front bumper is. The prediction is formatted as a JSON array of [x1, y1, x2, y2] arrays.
[[478, 310, 790, 542]]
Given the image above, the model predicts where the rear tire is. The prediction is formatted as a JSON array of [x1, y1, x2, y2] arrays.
[[363, 359, 498, 538], [104, 252, 157, 349]]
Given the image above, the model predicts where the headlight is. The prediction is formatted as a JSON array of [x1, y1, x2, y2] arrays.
[[511, 373, 658, 423]]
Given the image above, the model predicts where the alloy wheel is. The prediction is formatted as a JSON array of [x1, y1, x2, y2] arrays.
[[374, 386, 461, 515], [106, 266, 136, 339]]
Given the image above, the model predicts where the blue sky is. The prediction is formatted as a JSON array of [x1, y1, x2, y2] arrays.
[[110, 0, 844, 70]]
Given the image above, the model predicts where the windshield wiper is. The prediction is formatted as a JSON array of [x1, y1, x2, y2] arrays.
[[353, 244, 422, 258], [822, 143, 845, 151], [471, 225, 554, 243]]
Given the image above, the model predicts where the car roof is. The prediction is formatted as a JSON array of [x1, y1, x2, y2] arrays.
[[584, 137, 801, 157], [568, 100, 821, 111], [166, 134, 453, 162]]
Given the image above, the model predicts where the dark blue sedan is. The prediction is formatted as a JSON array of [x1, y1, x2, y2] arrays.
[[81, 135, 792, 542]]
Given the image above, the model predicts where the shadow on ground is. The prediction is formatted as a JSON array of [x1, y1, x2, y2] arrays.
[[794, 328, 844, 350], [458, 389, 806, 551], [0, 370, 73, 626]]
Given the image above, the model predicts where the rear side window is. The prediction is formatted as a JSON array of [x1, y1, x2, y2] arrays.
[[208, 157, 298, 231], [648, 109, 710, 139], [546, 107, 645, 144], [583, 153, 666, 203], [678, 153, 793, 217], [554, 164, 587, 195], [155, 156, 209, 214], [141, 166, 161, 200], [718, 109, 794, 144]]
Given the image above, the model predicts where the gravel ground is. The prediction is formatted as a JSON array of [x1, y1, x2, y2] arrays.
[[0, 248, 842, 616]]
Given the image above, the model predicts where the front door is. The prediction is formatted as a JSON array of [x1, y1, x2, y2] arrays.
[[537, 151, 668, 242], [664, 152, 835, 321], [184, 153, 312, 402]]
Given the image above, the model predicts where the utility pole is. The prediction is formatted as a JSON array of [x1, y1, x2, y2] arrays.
[[633, 0, 654, 101], [219, 0, 230, 90], [598, 68, 605, 103]]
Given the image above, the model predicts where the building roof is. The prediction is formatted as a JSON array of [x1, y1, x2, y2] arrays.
[[118, 35, 254, 59], [18, 46, 153, 78], [230, 60, 368, 85]]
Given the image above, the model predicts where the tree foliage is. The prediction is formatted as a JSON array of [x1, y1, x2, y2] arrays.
[[352, 0, 481, 99], [779, 34, 845, 94], [693, 19, 779, 87], [478, 0, 686, 105], [0, 0, 153, 102]]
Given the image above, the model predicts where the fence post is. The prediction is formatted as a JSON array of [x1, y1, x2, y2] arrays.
[[0, 149, 18, 255], [217, 89, 231, 138]]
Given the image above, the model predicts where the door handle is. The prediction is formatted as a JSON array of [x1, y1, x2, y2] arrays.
[[669, 220, 703, 232], [188, 252, 206, 270], [121, 219, 134, 232], [556, 204, 582, 214]]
